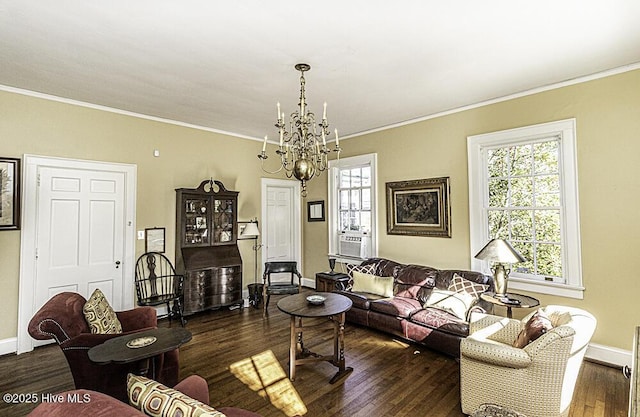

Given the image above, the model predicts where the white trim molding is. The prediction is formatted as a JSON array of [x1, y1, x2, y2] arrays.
[[0, 337, 17, 356], [586, 343, 631, 368]]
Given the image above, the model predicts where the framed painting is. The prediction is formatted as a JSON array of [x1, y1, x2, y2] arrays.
[[307, 200, 325, 222], [145, 227, 166, 253], [0, 157, 21, 230], [386, 177, 451, 237]]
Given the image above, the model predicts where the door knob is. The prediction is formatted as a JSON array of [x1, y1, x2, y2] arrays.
[[115, 261, 121, 269]]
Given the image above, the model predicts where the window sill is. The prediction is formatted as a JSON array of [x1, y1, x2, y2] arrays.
[[508, 278, 584, 300], [329, 254, 365, 265]]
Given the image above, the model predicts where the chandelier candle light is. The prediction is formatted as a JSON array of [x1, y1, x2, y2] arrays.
[[258, 63, 341, 197]]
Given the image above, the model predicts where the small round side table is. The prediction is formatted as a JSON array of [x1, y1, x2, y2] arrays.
[[480, 292, 540, 318]]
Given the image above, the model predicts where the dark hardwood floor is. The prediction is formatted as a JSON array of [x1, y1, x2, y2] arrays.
[[0, 295, 630, 416]]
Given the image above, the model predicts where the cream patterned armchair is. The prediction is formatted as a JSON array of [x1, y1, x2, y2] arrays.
[[460, 305, 596, 417]]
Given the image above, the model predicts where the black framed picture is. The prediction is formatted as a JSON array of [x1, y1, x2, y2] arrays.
[[307, 200, 325, 222], [0, 157, 21, 230], [386, 177, 451, 237]]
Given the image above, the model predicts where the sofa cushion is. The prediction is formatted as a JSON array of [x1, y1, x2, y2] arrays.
[[338, 290, 385, 310], [448, 274, 489, 299], [83, 288, 123, 334], [409, 307, 469, 337], [423, 289, 476, 320], [513, 308, 553, 348], [395, 277, 433, 300], [369, 297, 423, 318], [127, 374, 226, 417], [352, 271, 394, 297]]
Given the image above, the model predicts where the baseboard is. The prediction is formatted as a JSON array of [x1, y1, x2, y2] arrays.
[[586, 343, 631, 368], [0, 337, 17, 356], [302, 277, 315, 289]]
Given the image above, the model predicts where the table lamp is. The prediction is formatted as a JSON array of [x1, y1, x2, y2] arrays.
[[474, 239, 526, 297]]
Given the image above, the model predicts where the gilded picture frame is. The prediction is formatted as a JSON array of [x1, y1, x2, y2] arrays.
[[386, 177, 451, 238]]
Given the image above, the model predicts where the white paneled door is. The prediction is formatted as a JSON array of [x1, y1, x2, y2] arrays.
[[36, 166, 126, 310], [261, 179, 301, 279], [18, 156, 136, 354]]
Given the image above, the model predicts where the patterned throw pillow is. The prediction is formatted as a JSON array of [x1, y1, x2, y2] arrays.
[[513, 309, 553, 348], [423, 289, 476, 320], [346, 263, 376, 278], [83, 288, 122, 334], [128, 374, 227, 417], [448, 274, 489, 299], [351, 271, 394, 297]]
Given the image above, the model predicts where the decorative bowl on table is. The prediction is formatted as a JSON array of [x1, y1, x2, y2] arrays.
[[306, 294, 326, 305], [126, 336, 157, 349]]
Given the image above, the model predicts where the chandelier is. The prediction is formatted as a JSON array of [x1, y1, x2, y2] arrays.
[[258, 63, 341, 197]]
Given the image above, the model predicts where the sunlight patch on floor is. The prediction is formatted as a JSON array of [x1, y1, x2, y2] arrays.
[[229, 350, 307, 417]]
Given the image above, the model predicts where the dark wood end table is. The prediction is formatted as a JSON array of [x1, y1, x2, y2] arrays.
[[277, 292, 353, 384], [88, 327, 192, 378], [315, 272, 350, 292], [480, 292, 540, 318]]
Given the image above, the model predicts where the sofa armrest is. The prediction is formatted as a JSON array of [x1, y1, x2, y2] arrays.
[[117, 307, 157, 331], [468, 312, 522, 345], [61, 327, 156, 349], [27, 390, 145, 416], [174, 375, 210, 405], [461, 337, 532, 368]]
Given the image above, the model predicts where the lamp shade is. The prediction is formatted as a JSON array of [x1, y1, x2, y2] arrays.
[[474, 239, 526, 263], [240, 222, 260, 238]]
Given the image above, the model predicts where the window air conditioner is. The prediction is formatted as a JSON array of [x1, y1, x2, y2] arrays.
[[338, 231, 371, 260]]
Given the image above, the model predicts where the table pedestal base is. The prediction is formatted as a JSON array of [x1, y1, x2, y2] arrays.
[[289, 312, 352, 384]]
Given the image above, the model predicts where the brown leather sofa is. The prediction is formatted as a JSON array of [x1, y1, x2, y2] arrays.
[[27, 374, 262, 416], [28, 292, 179, 402], [336, 258, 494, 357]]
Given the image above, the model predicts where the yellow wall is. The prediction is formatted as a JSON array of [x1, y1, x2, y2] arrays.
[[2, 68, 640, 352], [0, 90, 268, 340], [303, 69, 640, 351]]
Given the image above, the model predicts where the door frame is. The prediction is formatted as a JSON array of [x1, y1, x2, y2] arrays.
[[260, 178, 302, 276], [17, 154, 137, 354]]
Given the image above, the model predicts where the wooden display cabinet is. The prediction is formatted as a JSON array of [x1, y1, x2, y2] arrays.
[[175, 179, 243, 314]]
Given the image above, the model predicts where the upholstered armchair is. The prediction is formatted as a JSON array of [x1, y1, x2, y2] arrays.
[[28, 292, 180, 402], [460, 305, 597, 417]]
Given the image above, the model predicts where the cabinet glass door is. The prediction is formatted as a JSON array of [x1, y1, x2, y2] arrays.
[[184, 197, 210, 245], [213, 199, 234, 243]]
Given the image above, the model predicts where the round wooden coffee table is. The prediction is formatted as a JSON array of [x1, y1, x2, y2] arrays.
[[277, 292, 353, 384]]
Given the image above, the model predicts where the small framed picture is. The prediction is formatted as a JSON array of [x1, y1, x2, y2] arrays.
[[307, 200, 325, 222], [145, 227, 166, 253], [0, 157, 21, 230]]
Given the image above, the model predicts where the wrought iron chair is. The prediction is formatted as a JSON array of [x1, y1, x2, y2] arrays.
[[134, 252, 186, 326], [262, 261, 302, 316]]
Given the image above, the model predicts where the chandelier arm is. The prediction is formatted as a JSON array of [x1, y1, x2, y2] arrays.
[[261, 63, 340, 197]]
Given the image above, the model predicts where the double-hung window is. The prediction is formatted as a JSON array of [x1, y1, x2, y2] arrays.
[[328, 153, 377, 262], [468, 119, 583, 299]]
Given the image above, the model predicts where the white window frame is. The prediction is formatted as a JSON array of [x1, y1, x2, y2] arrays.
[[328, 153, 378, 264], [468, 119, 584, 299]]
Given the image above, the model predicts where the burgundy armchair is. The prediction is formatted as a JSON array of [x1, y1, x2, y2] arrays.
[[28, 292, 179, 402]]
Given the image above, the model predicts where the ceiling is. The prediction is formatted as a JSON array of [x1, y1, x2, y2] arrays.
[[1, 1, 640, 142]]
